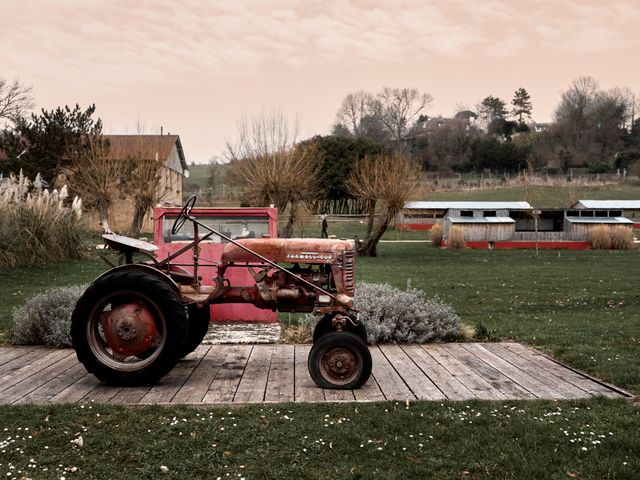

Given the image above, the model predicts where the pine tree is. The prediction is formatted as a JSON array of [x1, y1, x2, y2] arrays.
[[511, 88, 533, 124]]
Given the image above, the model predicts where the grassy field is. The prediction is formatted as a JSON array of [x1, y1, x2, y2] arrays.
[[0, 398, 638, 479], [419, 179, 640, 208], [1, 240, 640, 478]]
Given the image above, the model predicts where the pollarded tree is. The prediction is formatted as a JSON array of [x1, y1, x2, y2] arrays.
[[347, 152, 421, 257], [226, 111, 323, 238], [64, 134, 126, 229], [120, 136, 170, 237], [511, 88, 533, 124]]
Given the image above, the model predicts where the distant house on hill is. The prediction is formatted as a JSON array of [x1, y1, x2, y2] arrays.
[[407, 112, 478, 138], [102, 134, 189, 233]]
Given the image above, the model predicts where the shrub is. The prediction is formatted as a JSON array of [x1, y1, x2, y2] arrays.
[[12, 285, 86, 347], [430, 224, 443, 247], [612, 226, 636, 250], [0, 171, 86, 269], [589, 225, 611, 250], [354, 283, 460, 344], [447, 226, 466, 249]]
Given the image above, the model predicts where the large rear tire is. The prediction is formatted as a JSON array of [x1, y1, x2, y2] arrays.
[[308, 332, 372, 389], [181, 304, 211, 358], [71, 270, 188, 386]]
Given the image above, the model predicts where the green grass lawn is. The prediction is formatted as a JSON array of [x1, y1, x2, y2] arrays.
[[0, 399, 638, 479], [1, 241, 640, 479], [423, 180, 640, 208]]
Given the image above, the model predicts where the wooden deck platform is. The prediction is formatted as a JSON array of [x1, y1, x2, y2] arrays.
[[0, 343, 628, 405]]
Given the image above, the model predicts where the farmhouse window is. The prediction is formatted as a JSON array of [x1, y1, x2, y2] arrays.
[[460, 210, 474, 217], [609, 210, 623, 217], [483, 210, 497, 217]]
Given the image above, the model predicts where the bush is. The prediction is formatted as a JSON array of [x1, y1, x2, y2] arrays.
[[0, 171, 86, 269], [354, 283, 460, 344], [447, 226, 466, 249], [12, 285, 86, 347], [612, 226, 636, 250], [589, 225, 611, 250], [430, 224, 443, 247]]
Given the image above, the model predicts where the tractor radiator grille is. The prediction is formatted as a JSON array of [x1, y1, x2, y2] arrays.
[[343, 250, 355, 295]]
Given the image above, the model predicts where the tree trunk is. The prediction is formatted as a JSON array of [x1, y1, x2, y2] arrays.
[[282, 199, 297, 238], [365, 199, 377, 238], [97, 200, 110, 232], [358, 208, 393, 257], [128, 202, 148, 237]]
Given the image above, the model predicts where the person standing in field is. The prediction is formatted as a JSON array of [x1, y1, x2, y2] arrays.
[[320, 214, 328, 238]]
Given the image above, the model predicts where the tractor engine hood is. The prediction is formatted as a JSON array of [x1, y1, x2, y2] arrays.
[[221, 238, 354, 264]]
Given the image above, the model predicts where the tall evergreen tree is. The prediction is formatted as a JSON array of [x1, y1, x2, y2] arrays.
[[511, 87, 533, 124], [478, 96, 507, 123]]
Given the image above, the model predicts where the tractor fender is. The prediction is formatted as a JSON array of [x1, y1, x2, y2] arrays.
[[88, 264, 181, 296]]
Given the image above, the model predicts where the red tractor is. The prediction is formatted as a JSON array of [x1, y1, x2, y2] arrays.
[[71, 196, 371, 390]]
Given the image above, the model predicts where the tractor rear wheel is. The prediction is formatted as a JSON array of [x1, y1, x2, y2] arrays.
[[71, 270, 188, 386], [307, 332, 372, 389], [181, 304, 211, 358]]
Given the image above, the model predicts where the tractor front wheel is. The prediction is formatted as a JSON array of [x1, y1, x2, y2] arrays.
[[71, 270, 188, 386], [307, 332, 372, 389]]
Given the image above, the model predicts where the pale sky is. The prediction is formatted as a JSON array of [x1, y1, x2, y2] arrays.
[[2, 0, 639, 164]]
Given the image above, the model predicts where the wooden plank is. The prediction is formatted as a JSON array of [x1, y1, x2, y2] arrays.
[[0, 349, 72, 398], [460, 343, 564, 400], [442, 344, 531, 399], [425, 345, 506, 400], [14, 362, 89, 405], [380, 345, 445, 400], [370, 346, 414, 401], [50, 372, 101, 403], [264, 344, 295, 403], [202, 345, 252, 403], [81, 383, 122, 403], [172, 345, 227, 404], [504, 343, 620, 398], [109, 385, 153, 405], [293, 344, 324, 402], [324, 387, 355, 402], [401, 345, 474, 400], [482, 344, 586, 399], [353, 366, 385, 402], [234, 345, 273, 403], [0, 353, 79, 404], [0, 347, 58, 385], [138, 344, 210, 404], [0, 346, 40, 367]]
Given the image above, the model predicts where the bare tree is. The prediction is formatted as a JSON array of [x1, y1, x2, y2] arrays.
[[554, 76, 632, 166], [335, 91, 372, 137], [122, 136, 169, 237], [63, 134, 125, 229], [226, 111, 323, 237], [0, 78, 34, 124], [347, 152, 421, 256], [554, 76, 600, 142], [369, 87, 433, 143]]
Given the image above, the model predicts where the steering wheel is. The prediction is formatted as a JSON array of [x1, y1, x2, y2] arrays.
[[172, 195, 197, 235]]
